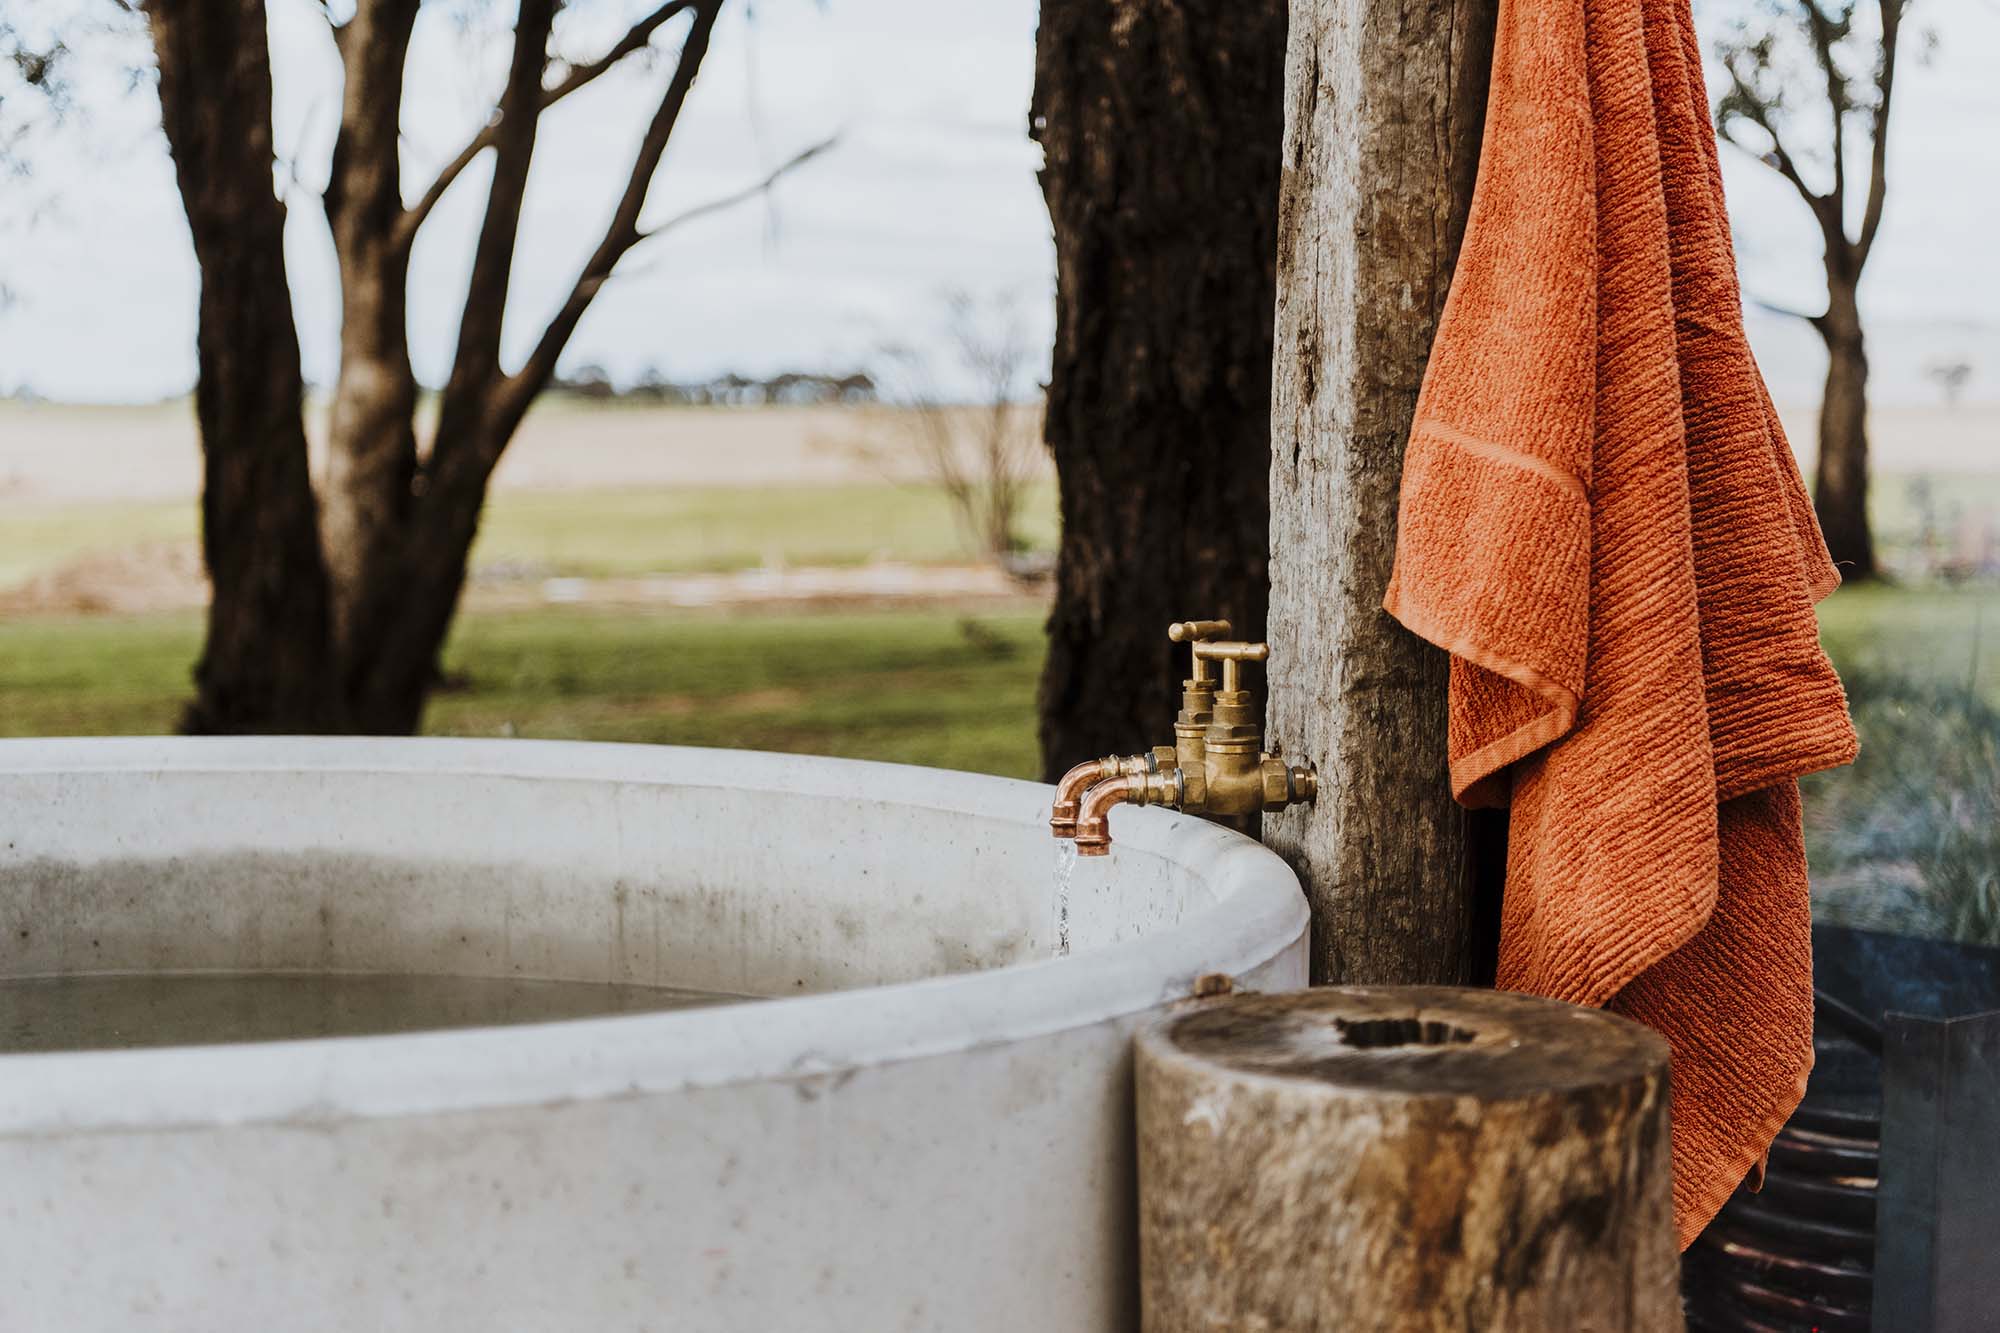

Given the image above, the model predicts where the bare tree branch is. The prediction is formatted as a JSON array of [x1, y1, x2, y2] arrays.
[[430, 0, 558, 453], [489, 0, 723, 442], [1746, 291, 1829, 331], [1855, 0, 1903, 266], [1719, 57, 1825, 210], [868, 291, 1039, 564], [1800, 1, 1850, 212], [396, 0, 697, 248], [617, 135, 835, 268], [1717, 53, 1856, 266]]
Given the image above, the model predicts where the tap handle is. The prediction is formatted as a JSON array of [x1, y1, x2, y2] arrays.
[[1192, 640, 1270, 694], [1169, 620, 1232, 685]]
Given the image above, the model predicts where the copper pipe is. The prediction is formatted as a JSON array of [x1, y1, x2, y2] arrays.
[[1073, 775, 1142, 857], [1051, 757, 1121, 838]]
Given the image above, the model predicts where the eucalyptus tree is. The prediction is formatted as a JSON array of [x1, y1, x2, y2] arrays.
[[1715, 0, 1915, 582], [142, 0, 823, 732]]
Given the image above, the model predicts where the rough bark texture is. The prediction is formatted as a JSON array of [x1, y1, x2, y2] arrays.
[[1813, 283, 1875, 581], [320, 0, 424, 692], [149, 0, 731, 734], [1137, 988, 1682, 1332], [1263, 0, 1496, 984], [149, 0, 341, 734], [1032, 0, 1288, 782]]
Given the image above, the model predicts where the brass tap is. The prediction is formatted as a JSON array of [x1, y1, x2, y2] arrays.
[[1053, 619, 1317, 856]]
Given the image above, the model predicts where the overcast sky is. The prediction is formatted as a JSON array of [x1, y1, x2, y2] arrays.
[[0, 0, 1996, 406]]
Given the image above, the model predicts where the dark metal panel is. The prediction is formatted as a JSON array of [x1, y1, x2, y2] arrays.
[[1877, 1009, 2000, 1333]]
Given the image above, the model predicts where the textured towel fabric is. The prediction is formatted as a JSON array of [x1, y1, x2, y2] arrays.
[[1383, 0, 1858, 1247]]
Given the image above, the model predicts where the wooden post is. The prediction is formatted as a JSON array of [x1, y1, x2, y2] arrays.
[[1136, 988, 1683, 1332], [1263, 0, 1498, 984]]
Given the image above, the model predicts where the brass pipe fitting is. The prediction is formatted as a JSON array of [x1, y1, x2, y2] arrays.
[[1050, 756, 1121, 838], [1074, 767, 1182, 857], [1051, 753, 1154, 838]]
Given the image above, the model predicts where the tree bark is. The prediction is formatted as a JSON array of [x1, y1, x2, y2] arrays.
[[1136, 988, 1682, 1332], [1032, 0, 1288, 782], [1813, 282, 1876, 581], [1263, 0, 1496, 984], [333, 0, 563, 735], [149, 0, 341, 734], [320, 0, 424, 685]]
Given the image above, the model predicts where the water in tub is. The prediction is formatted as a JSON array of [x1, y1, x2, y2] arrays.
[[0, 973, 746, 1053]]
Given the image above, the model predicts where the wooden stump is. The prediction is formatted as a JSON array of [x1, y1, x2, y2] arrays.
[[1136, 987, 1682, 1332]]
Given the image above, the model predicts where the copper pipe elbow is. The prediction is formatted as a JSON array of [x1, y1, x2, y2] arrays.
[[1051, 757, 1121, 838], [1073, 775, 1141, 857]]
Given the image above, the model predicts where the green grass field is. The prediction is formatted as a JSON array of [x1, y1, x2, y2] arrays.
[[0, 607, 1050, 779], [1813, 581, 1999, 700], [1803, 583, 2000, 944], [4, 579, 1991, 767]]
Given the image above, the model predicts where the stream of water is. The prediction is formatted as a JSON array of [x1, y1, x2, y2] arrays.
[[1052, 839, 1079, 957]]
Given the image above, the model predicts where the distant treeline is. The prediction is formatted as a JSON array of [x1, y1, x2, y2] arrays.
[[551, 365, 877, 406]]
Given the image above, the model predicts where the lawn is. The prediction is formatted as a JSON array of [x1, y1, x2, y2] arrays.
[[0, 607, 1050, 779], [1804, 582, 2000, 945], [1812, 581, 1999, 702]]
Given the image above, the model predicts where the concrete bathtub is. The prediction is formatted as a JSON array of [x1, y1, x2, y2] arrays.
[[0, 738, 1307, 1331]]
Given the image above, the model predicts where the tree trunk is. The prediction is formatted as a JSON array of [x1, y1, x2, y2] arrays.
[[320, 0, 424, 683], [148, 0, 733, 737], [1032, 0, 1288, 782], [1813, 283, 1876, 581], [341, 433, 499, 735], [324, 0, 560, 735], [1137, 988, 1682, 1331], [1263, 0, 1496, 984], [149, 0, 340, 735]]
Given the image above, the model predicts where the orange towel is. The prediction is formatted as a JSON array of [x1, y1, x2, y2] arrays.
[[1384, 0, 1858, 1247]]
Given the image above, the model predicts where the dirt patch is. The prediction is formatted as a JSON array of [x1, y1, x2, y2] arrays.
[[473, 562, 1039, 612], [0, 540, 209, 615]]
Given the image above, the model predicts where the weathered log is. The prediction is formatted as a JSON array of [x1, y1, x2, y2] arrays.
[[1137, 987, 1682, 1332], [1263, 0, 1498, 984]]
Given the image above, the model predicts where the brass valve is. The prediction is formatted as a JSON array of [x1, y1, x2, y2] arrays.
[[1177, 634, 1313, 822], [1054, 618, 1318, 855]]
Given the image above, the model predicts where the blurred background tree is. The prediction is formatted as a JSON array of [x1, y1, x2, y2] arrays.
[[142, 0, 826, 734], [1714, 0, 1915, 582], [868, 290, 1042, 569]]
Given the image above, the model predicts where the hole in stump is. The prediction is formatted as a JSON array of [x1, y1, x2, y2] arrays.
[[1334, 1017, 1477, 1049]]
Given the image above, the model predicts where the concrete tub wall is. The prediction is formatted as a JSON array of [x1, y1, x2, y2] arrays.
[[0, 738, 1308, 1331]]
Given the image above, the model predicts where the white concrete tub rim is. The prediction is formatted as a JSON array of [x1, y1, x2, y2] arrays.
[[0, 737, 1308, 1138]]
